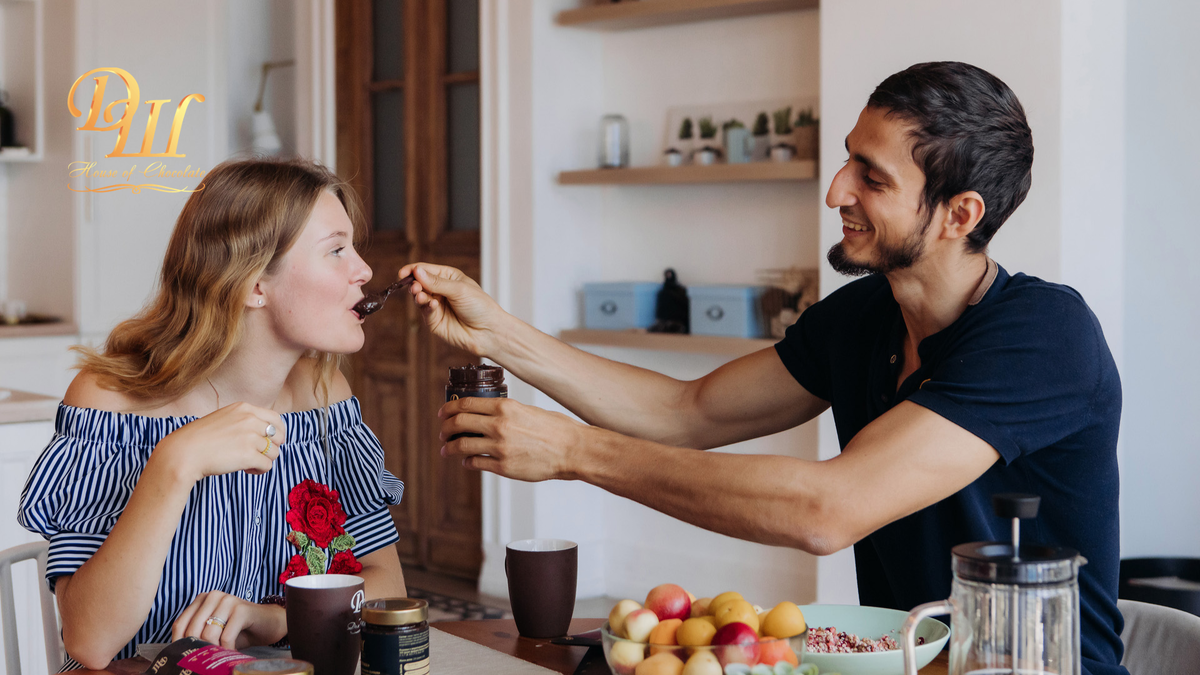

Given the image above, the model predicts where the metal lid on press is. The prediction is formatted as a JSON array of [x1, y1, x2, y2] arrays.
[[362, 597, 429, 625], [953, 542, 1086, 585]]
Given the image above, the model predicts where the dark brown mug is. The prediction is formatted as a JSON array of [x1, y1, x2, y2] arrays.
[[505, 539, 578, 638], [285, 574, 365, 675]]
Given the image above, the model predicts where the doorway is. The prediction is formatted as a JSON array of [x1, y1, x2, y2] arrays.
[[335, 0, 482, 579]]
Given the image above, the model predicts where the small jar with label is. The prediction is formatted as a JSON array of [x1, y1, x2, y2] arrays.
[[446, 365, 508, 440], [360, 598, 430, 675]]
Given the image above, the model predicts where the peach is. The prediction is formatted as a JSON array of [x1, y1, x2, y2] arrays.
[[676, 617, 717, 647], [625, 608, 661, 643], [756, 638, 799, 667], [609, 599, 643, 638], [690, 597, 713, 618], [645, 584, 693, 622], [681, 651, 722, 675], [713, 599, 760, 633], [711, 622, 760, 666], [634, 652, 684, 675], [609, 639, 646, 675], [760, 602, 806, 639]]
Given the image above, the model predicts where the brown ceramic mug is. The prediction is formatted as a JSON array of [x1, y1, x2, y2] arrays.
[[285, 574, 365, 675], [505, 539, 578, 638]]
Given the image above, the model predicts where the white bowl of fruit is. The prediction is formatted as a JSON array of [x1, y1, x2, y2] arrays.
[[601, 585, 811, 675]]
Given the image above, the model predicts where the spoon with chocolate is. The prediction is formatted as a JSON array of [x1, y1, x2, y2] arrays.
[[353, 276, 415, 318]]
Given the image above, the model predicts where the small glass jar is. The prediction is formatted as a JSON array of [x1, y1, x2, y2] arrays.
[[360, 598, 430, 675], [598, 114, 629, 168], [232, 659, 314, 675], [447, 364, 508, 440]]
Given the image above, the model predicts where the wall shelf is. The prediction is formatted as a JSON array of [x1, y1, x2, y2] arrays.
[[556, 0, 819, 31], [561, 328, 774, 357], [558, 160, 815, 186], [0, 0, 45, 162]]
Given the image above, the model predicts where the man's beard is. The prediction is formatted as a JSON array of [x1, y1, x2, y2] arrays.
[[827, 208, 933, 277]]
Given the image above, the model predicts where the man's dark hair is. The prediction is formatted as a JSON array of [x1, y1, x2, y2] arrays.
[[867, 61, 1033, 253]]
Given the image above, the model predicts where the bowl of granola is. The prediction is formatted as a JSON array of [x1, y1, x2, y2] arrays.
[[794, 605, 949, 675]]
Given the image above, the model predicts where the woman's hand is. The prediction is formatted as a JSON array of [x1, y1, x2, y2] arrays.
[[398, 263, 510, 357], [438, 396, 590, 482], [153, 402, 287, 484], [172, 591, 287, 649]]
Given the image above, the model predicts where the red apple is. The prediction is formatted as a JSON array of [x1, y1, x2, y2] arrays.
[[645, 583, 692, 622], [624, 608, 661, 643], [711, 622, 760, 666]]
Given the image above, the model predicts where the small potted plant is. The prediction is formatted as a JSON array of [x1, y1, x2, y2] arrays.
[[770, 106, 795, 162], [794, 107, 818, 160], [666, 117, 693, 167], [752, 111, 770, 161], [695, 116, 721, 165], [722, 118, 751, 164]]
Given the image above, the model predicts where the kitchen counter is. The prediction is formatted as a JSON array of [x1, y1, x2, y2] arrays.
[[0, 388, 59, 424]]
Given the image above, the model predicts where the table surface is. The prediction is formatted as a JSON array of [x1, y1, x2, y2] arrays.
[[87, 618, 949, 675]]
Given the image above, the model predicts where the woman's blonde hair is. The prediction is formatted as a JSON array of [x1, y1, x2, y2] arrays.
[[75, 157, 365, 406]]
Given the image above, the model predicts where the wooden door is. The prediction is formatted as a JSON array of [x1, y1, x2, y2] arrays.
[[336, 0, 482, 579]]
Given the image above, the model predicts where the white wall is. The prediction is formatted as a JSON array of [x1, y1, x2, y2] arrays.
[[226, 0, 297, 157], [1121, 0, 1200, 558]]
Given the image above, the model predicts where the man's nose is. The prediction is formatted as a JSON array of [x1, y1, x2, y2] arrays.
[[826, 164, 858, 209]]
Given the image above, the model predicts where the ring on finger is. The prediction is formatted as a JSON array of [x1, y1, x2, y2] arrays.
[[265, 423, 277, 438], [260, 437, 271, 455], [205, 616, 228, 628]]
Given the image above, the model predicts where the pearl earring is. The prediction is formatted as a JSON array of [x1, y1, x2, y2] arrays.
[[258, 299, 264, 306]]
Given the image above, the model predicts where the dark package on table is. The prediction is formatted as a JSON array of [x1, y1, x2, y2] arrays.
[[144, 638, 259, 675]]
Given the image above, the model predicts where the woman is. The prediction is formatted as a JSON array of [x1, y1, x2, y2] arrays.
[[17, 159, 406, 671]]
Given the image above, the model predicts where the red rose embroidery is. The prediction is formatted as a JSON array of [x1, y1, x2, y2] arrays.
[[285, 479, 347, 548], [328, 551, 363, 575], [279, 554, 309, 584]]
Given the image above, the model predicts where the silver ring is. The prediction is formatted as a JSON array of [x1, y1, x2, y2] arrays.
[[265, 423, 277, 438], [205, 616, 228, 628]]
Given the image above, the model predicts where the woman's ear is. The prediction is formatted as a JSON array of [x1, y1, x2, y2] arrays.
[[247, 283, 267, 308]]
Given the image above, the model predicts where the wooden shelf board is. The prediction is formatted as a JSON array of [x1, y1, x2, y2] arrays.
[[0, 321, 76, 339], [561, 329, 774, 356], [558, 160, 815, 185], [556, 0, 819, 31]]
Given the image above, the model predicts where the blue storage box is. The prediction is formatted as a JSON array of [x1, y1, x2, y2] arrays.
[[583, 282, 662, 330], [687, 285, 768, 338]]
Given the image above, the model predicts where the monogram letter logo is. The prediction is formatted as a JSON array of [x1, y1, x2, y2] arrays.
[[68, 68, 204, 158]]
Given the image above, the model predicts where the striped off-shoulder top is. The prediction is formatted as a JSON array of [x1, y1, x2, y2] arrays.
[[17, 396, 404, 671]]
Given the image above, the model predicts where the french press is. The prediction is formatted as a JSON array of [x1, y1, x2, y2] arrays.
[[901, 494, 1086, 675]]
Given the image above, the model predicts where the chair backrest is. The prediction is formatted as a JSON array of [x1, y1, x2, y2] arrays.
[[0, 541, 63, 675], [1119, 598, 1200, 675]]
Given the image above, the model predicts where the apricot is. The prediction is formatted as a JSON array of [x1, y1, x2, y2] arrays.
[[708, 591, 743, 616], [760, 602, 806, 639], [676, 617, 718, 646], [681, 651, 722, 675], [634, 652, 684, 675], [648, 618, 684, 655], [756, 638, 799, 666], [712, 599, 760, 633]]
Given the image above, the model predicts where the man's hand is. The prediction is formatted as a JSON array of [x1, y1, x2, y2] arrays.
[[438, 396, 590, 482], [399, 263, 511, 357]]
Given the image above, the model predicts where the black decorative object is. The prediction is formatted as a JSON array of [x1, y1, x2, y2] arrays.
[[0, 90, 15, 148], [649, 268, 689, 334]]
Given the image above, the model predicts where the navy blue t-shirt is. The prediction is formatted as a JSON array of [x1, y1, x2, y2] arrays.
[[774, 264, 1126, 675]]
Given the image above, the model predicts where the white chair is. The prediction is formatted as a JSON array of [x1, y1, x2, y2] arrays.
[[1119, 597, 1200, 675], [0, 541, 63, 675]]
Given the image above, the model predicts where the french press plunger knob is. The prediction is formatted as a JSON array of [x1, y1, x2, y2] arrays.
[[992, 493, 1040, 558]]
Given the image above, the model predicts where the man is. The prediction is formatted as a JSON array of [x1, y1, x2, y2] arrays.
[[399, 62, 1126, 675]]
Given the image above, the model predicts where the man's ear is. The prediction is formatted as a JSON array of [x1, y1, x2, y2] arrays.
[[942, 191, 986, 241]]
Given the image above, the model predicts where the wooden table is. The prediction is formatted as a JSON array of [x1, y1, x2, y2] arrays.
[[87, 618, 949, 675]]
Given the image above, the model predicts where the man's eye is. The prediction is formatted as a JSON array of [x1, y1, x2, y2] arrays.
[[863, 174, 880, 187]]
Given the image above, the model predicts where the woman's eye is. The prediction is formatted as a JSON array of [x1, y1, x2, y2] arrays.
[[331, 246, 345, 257]]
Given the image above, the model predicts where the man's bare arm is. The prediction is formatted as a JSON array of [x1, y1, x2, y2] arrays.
[[441, 399, 1000, 554]]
